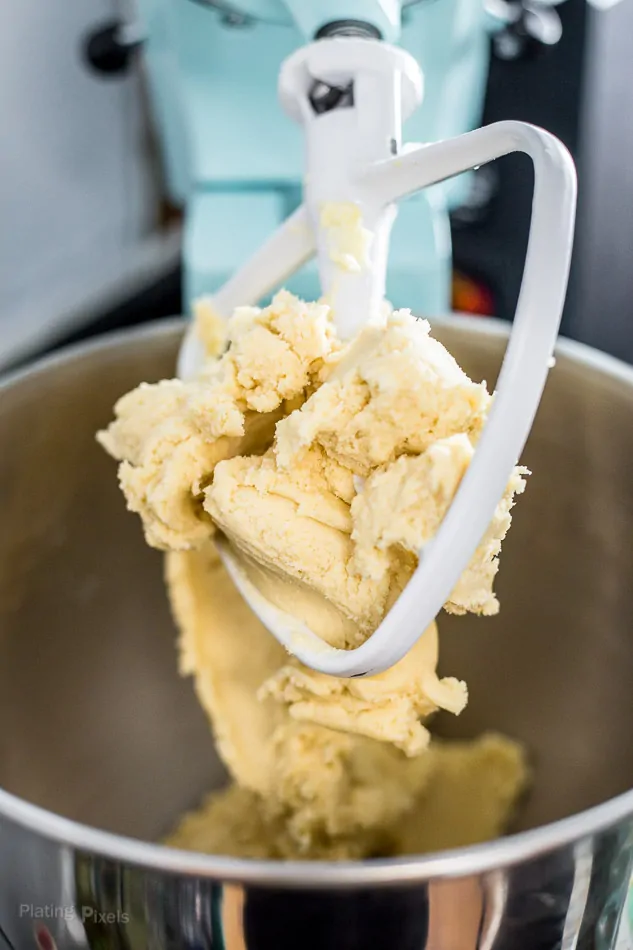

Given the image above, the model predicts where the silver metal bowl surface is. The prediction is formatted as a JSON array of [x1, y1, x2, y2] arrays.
[[0, 317, 632, 949]]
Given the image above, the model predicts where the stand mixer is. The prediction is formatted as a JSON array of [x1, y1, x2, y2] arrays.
[[3, 9, 633, 948], [89, 1, 576, 676]]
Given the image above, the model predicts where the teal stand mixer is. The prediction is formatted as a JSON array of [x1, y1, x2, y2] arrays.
[[87, 0, 564, 318]]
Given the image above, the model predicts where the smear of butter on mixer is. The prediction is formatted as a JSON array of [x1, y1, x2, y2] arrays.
[[192, 297, 227, 359], [320, 202, 373, 273]]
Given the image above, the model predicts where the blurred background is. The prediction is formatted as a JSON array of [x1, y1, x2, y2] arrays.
[[2, 0, 633, 374]]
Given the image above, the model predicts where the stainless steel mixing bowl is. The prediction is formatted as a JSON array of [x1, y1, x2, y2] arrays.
[[0, 318, 632, 950]]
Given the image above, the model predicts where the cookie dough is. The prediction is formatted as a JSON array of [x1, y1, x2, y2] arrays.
[[166, 545, 439, 854], [166, 733, 528, 860], [165, 545, 528, 859], [99, 290, 529, 858]]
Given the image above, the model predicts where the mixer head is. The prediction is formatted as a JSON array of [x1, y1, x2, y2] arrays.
[[185, 0, 427, 33]]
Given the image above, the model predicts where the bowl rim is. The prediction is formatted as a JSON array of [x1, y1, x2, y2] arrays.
[[2, 314, 633, 887]]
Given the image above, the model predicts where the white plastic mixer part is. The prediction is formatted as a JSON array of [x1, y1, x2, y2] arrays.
[[278, 40, 424, 338], [178, 38, 577, 678]]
